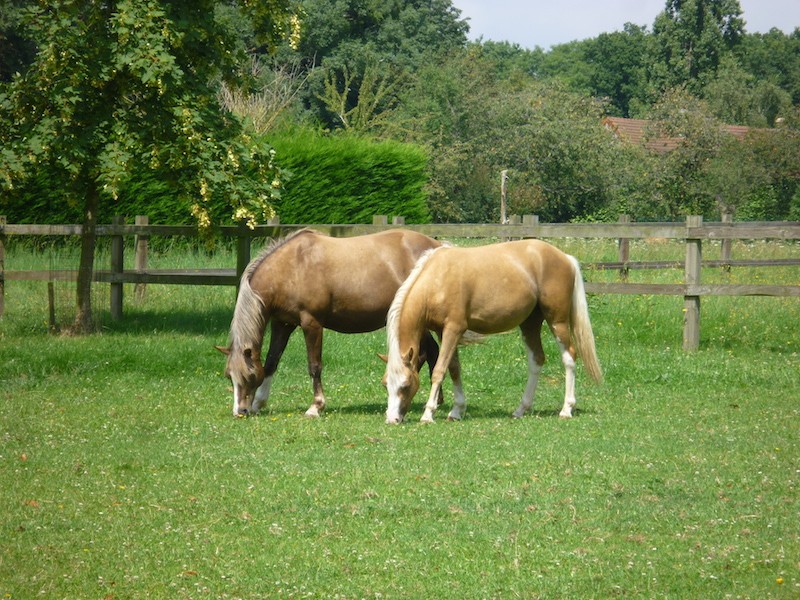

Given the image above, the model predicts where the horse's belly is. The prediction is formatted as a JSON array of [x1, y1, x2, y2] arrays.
[[323, 310, 388, 334], [465, 286, 537, 333]]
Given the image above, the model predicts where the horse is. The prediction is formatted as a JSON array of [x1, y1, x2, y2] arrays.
[[217, 228, 443, 418], [383, 239, 603, 424]]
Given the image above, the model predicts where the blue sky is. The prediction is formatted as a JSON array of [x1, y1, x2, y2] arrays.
[[450, 0, 800, 50]]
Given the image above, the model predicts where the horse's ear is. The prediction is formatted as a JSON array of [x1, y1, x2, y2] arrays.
[[402, 347, 415, 367], [214, 345, 230, 356], [377, 353, 388, 364]]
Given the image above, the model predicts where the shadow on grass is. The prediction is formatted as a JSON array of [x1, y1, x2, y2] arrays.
[[101, 307, 231, 336], [323, 402, 594, 420]]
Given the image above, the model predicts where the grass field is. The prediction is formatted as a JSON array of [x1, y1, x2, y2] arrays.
[[1, 238, 798, 599]]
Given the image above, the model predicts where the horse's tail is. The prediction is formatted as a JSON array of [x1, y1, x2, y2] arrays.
[[568, 256, 603, 383]]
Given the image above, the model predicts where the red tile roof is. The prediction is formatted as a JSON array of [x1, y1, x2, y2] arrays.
[[603, 116, 752, 154]]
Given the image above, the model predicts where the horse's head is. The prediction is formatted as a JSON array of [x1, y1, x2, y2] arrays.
[[383, 346, 420, 424], [216, 344, 265, 417]]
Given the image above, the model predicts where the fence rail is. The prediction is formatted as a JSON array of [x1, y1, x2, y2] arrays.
[[1, 214, 798, 351]]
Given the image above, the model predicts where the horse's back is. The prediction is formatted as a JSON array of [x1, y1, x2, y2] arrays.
[[415, 239, 576, 333], [250, 229, 440, 332]]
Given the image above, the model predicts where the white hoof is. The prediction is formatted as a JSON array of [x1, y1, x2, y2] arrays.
[[304, 406, 321, 418]]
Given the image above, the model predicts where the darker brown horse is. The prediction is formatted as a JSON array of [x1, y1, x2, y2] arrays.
[[384, 240, 603, 424], [217, 229, 442, 417]]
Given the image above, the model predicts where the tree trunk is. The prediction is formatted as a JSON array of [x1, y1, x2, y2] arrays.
[[73, 180, 99, 333]]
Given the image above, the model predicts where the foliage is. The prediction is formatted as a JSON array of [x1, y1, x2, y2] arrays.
[[736, 27, 800, 105], [1, 240, 798, 598], [582, 25, 650, 118], [649, 0, 745, 94], [0, 0, 296, 330], [390, 51, 639, 223], [269, 129, 431, 223], [646, 88, 729, 217], [0, 0, 291, 229], [316, 60, 406, 132], [277, 0, 469, 129]]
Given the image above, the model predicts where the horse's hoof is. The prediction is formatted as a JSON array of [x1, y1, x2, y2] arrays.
[[304, 407, 321, 418], [559, 412, 572, 419]]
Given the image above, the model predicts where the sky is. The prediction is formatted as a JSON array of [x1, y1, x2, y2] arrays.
[[450, 0, 800, 50]]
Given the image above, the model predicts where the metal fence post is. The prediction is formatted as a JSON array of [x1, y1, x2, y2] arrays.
[[683, 215, 703, 351], [0, 216, 5, 318], [618, 214, 630, 281]]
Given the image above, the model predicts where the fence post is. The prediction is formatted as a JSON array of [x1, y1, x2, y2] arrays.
[[522, 214, 539, 238], [110, 215, 124, 320], [500, 169, 509, 224], [0, 216, 5, 318], [392, 216, 405, 226], [721, 209, 733, 271], [373, 215, 388, 226], [618, 214, 630, 281], [236, 221, 251, 287], [683, 215, 703, 351], [134, 215, 149, 302]]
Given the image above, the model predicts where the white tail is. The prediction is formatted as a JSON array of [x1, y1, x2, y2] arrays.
[[568, 256, 603, 383]]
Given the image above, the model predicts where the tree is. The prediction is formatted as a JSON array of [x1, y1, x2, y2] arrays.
[[647, 87, 728, 217], [650, 0, 745, 94], [279, 0, 468, 129], [0, 0, 294, 332], [737, 28, 800, 105], [583, 24, 650, 117]]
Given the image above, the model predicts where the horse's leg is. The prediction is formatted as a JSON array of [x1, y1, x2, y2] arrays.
[[253, 321, 296, 414], [301, 318, 326, 418], [421, 327, 462, 423], [446, 348, 467, 421], [550, 320, 578, 418], [419, 331, 444, 406], [513, 309, 546, 418]]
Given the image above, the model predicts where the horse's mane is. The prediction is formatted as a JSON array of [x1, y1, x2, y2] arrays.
[[229, 228, 319, 348], [385, 245, 445, 376]]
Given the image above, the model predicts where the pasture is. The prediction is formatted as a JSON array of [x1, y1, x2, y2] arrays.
[[1, 238, 798, 599]]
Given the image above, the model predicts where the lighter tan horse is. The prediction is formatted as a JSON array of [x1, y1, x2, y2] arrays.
[[384, 240, 602, 424], [218, 229, 442, 417]]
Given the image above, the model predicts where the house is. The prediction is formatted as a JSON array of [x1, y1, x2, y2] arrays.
[[603, 116, 751, 154]]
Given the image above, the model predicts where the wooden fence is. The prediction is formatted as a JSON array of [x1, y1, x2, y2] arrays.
[[1, 214, 798, 351]]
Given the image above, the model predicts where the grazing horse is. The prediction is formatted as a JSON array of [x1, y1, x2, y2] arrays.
[[217, 228, 442, 417], [384, 240, 602, 424]]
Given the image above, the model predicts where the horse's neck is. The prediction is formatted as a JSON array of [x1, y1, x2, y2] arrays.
[[397, 303, 424, 358]]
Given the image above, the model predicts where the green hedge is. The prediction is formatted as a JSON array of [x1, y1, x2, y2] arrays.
[[269, 130, 431, 224], [1, 131, 431, 226]]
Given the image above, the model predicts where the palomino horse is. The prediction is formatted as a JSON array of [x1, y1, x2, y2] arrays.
[[384, 239, 603, 424], [217, 228, 442, 417]]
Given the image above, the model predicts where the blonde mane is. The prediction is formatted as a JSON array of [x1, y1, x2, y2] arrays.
[[385, 245, 445, 376], [229, 229, 319, 349]]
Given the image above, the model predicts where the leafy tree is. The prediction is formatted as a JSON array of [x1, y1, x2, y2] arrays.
[[0, 0, 294, 332], [280, 0, 468, 129], [650, 0, 745, 94], [0, 0, 35, 82], [647, 87, 728, 217], [583, 24, 650, 117], [737, 28, 800, 105]]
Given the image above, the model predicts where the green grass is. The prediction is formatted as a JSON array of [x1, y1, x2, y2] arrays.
[[1, 240, 798, 599]]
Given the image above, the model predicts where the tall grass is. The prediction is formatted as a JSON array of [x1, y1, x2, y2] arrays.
[[1, 240, 798, 598]]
